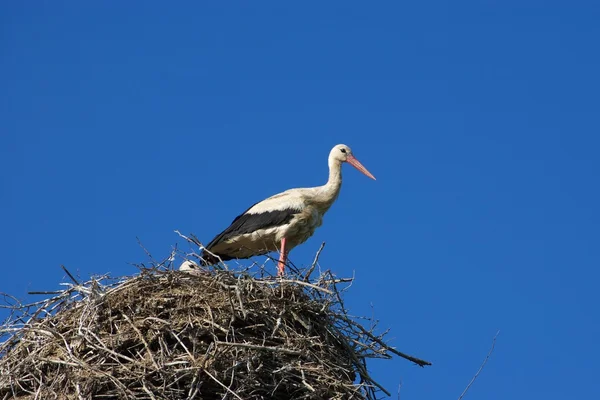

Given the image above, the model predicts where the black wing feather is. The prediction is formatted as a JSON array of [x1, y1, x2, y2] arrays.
[[200, 203, 299, 264]]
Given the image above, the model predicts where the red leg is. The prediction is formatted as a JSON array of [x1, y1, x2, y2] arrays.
[[277, 237, 287, 276]]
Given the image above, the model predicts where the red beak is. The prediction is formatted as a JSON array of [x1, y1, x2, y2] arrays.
[[347, 155, 376, 180]]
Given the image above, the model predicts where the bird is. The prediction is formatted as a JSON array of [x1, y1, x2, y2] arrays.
[[179, 260, 203, 276], [200, 144, 376, 275]]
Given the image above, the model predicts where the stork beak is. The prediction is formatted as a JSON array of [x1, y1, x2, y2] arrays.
[[347, 155, 376, 180]]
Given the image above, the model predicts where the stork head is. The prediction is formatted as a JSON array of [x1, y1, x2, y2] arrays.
[[179, 260, 203, 276], [331, 144, 376, 180]]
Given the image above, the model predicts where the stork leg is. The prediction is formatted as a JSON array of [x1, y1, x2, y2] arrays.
[[277, 237, 287, 276]]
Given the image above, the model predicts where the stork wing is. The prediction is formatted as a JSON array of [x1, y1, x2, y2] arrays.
[[204, 191, 305, 251]]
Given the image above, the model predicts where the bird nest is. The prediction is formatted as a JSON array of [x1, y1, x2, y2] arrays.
[[0, 255, 430, 399]]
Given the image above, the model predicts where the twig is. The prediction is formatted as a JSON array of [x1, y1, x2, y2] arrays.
[[122, 313, 161, 370], [171, 328, 194, 361], [301, 369, 316, 392], [27, 291, 63, 295], [203, 369, 244, 400], [261, 279, 333, 294], [37, 358, 80, 367], [61, 265, 80, 286], [136, 236, 154, 261], [215, 341, 301, 355], [457, 330, 500, 400], [174, 230, 225, 269], [304, 242, 325, 282], [330, 326, 392, 397], [235, 276, 248, 319], [338, 314, 432, 367]]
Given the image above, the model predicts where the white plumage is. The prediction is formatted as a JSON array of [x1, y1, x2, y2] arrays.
[[200, 144, 375, 275]]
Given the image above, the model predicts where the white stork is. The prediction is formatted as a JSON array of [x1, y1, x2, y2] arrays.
[[200, 144, 376, 275]]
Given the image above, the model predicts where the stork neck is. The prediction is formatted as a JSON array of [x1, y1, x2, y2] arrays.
[[327, 158, 343, 188], [316, 157, 342, 207]]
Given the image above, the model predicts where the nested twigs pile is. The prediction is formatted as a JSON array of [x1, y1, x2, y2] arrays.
[[0, 258, 430, 399]]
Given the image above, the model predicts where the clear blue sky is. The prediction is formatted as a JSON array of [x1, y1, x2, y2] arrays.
[[2, 2, 599, 399]]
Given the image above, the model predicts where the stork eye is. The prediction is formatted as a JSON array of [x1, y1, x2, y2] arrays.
[[340, 148, 347, 153]]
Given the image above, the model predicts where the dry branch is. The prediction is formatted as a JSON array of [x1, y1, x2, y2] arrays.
[[457, 331, 499, 400]]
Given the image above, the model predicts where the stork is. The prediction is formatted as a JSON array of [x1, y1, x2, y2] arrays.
[[200, 144, 376, 275]]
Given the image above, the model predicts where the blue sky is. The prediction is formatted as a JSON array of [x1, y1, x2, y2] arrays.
[[2, 2, 599, 399]]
